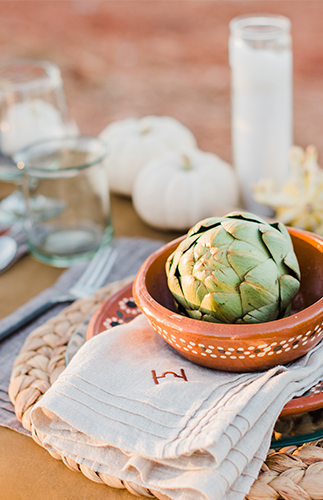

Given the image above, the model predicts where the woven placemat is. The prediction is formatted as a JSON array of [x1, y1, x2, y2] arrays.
[[8, 278, 323, 500]]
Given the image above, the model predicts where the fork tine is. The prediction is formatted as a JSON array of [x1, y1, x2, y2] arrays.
[[73, 246, 109, 287], [87, 248, 119, 289], [71, 245, 119, 297], [85, 247, 116, 288]]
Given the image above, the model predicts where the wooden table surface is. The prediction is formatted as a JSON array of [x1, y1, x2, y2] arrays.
[[0, 183, 182, 500]]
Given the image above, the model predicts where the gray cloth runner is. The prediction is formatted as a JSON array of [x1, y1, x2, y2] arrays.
[[0, 236, 163, 435]]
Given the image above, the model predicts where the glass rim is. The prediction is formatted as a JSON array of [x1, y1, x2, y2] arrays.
[[229, 13, 291, 40], [13, 135, 109, 176], [0, 58, 62, 92]]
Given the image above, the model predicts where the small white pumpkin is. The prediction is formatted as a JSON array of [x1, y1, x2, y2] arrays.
[[99, 116, 197, 196], [132, 148, 240, 230]]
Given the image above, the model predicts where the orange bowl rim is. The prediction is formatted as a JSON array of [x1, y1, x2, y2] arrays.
[[133, 227, 323, 341]]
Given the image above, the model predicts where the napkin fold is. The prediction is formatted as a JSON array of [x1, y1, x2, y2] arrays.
[[31, 314, 323, 500]]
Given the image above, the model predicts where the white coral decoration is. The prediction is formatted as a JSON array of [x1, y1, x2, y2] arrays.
[[253, 145, 323, 235]]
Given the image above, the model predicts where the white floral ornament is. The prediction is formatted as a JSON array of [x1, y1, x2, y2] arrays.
[[253, 145, 323, 235], [118, 296, 140, 315], [102, 296, 141, 330]]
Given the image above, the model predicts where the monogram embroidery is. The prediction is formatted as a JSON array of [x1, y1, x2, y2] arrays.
[[151, 369, 188, 385]]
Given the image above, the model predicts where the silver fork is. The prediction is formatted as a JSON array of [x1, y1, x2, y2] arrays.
[[0, 245, 119, 342]]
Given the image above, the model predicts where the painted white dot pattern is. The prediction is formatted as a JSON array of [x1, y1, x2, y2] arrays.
[[119, 313, 323, 365], [308, 381, 323, 395], [146, 321, 323, 363]]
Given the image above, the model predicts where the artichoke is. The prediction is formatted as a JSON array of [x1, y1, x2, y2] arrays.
[[165, 212, 301, 324]]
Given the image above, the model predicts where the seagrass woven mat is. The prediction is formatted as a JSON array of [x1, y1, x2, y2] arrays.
[[0, 236, 163, 434], [3, 238, 323, 500]]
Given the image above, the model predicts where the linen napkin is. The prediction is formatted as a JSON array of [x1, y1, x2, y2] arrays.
[[31, 314, 323, 500]]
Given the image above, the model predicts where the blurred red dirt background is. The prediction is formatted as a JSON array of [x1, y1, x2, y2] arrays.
[[1, 0, 323, 164]]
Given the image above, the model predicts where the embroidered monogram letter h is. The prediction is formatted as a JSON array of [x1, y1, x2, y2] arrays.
[[151, 369, 188, 385]]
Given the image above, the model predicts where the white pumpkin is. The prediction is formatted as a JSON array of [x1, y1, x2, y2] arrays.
[[99, 116, 197, 196], [132, 148, 240, 230]]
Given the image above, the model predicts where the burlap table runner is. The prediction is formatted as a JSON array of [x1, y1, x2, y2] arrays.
[[3, 238, 323, 500]]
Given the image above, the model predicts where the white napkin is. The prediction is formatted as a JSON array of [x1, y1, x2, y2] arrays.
[[31, 314, 323, 500]]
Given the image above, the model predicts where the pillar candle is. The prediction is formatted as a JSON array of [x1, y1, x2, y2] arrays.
[[229, 14, 293, 215]]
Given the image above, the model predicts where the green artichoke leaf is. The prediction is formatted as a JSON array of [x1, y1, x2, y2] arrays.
[[239, 302, 280, 324], [202, 314, 224, 323], [283, 303, 292, 317], [166, 251, 179, 277], [204, 266, 241, 294], [193, 255, 223, 283], [271, 221, 293, 245], [193, 258, 215, 282], [166, 273, 191, 310], [198, 225, 234, 250], [200, 291, 243, 323], [166, 235, 199, 278], [239, 259, 280, 317], [225, 211, 268, 225], [175, 232, 201, 256], [260, 227, 294, 272], [186, 309, 203, 320], [227, 239, 269, 281], [180, 274, 208, 308], [221, 219, 267, 253], [169, 278, 194, 311], [165, 256, 173, 278], [279, 274, 301, 312], [209, 246, 231, 268], [283, 250, 301, 280], [178, 247, 197, 277], [193, 240, 211, 261], [187, 217, 223, 237]]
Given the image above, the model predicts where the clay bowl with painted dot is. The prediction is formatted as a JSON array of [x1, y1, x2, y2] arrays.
[[133, 227, 323, 372]]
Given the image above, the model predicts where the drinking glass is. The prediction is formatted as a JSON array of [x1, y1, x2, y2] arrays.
[[14, 136, 113, 267], [0, 59, 72, 222]]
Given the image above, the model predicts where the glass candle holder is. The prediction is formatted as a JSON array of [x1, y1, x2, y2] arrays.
[[0, 59, 69, 179], [15, 136, 113, 267], [229, 14, 293, 215], [0, 59, 75, 224]]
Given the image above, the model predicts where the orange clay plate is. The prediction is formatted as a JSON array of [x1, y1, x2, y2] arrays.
[[86, 282, 323, 419]]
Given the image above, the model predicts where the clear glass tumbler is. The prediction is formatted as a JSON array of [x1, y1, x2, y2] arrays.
[[15, 136, 113, 267], [229, 14, 293, 215]]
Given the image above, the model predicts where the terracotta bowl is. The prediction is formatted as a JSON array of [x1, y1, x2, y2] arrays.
[[132, 228, 323, 372]]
